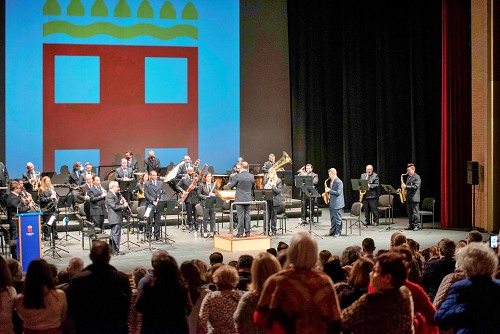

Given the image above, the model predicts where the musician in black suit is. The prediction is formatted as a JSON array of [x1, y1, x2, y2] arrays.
[[297, 164, 319, 224], [144, 170, 164, 240], [0, 161, 9, 188], [125, 150, 139, 174], [262, 170, 283, 235], [176, 167, 199, 230], [177, 155, 193, 179], [361, 164, 380, 226], [66, 162, 83, 186], [106, 181, 129, 256], [77, 174, 94, 220], [224, 162, 255, 237], [22, 162, 40, 192], [144, 150, 161, 174], [134, 173, 149, 207], [89, 176, 107, 231], [198, 172, 219, 237], [402, 163, 422, 231], [6, 181, 34, 259], [231, 157, 243, 174], [78, 162, 95, 185], [38, 176, 59, 241], [261, 154, 275, 173], [115, 159, 134, 182]]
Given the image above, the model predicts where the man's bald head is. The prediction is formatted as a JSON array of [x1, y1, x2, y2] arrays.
[[89, 241, 111, 264]]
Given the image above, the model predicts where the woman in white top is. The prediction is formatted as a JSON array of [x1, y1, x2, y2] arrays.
[[0, 256, 17, 334], [15, 259, 67, 334]]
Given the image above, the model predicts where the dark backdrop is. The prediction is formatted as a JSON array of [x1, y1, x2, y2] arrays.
[[288, 0, 442, 217]]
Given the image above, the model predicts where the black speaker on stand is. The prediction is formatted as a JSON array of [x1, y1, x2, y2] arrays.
[[467, 161, 479, 230]]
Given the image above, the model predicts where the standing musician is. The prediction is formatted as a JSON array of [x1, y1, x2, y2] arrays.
[[261, 154, 276, 173], [224, 161, 255, 238], [298, 164, 319, 224], [134, 173, 149, 207], [38, 176, 59, 241], [78, 174, 94, 220], [325, 168, 345, 237], [176, 167, 199, 231], [144, 150, 161, 174], [6, 181, 34, 259], [79, 162, 95, 185], [198, 172, 218, 237], [177, 155, 194, 178], [402, 163, 421, 231], [262, 169, 283, 236], [66, 162, 83, 186], [361, 164, 380, 226], [89, 176, 107, 231], [125, 150, 138, 174], [105, 181, 129, 256], [22, 162, 40, 192], [143, 170, 164, 240], [115, 158, 134, 182]]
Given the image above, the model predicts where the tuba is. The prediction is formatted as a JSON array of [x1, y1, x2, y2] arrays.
[[266, 151, 293, 178], [322, 179, 330, 204], [397, 173, 407, 203]]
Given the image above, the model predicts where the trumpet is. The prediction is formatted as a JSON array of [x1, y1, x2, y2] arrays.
[[322, 179, 330, 204]]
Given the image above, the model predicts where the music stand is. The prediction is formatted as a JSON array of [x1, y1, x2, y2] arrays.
[[295, 175, 314, 226], [121, 205, 141, 250], [41, 171, 55, 178], [350, 179, 369, 227], [203, 197, 218, 239], [119, 180, 137, 202], [157, 200, 175, 244], [303, 187, 322, 238], [43, 212, 68, 260], [57, 196, 79, 244], [379, 184, 398, 231], [253, 189, 273, 235]]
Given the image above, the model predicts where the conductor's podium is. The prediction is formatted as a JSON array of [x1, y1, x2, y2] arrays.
[[214, 233, 271, 252], [16, 212, 43, 271]]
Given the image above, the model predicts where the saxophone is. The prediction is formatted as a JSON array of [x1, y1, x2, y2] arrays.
[[322, 179, 330, 204], [397, 173, 407, 203]]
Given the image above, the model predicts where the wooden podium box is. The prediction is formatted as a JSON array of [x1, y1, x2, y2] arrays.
[[16, 212, 42, 271], [214, 233, 271, 252]]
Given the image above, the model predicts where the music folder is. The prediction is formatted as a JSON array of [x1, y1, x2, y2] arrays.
[[381, 184, 398, 193], [350, 179, 369, 191], [294, 175, 313, 188], [253, 189, 274, 201]]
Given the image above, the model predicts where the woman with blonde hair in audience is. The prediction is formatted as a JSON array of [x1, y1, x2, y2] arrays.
[[234, 252, 281, 334], [255, 232, 342, 333], [197, 264, 243, 334], [0, 256, 16, 334], [181, 261, 207, 334], [15, 259, 67, 334], [435, 242, 500, 333], [338, 257, 374, 309]]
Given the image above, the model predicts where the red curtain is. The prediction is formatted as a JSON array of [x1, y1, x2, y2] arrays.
[[441, 0, 472, 228]]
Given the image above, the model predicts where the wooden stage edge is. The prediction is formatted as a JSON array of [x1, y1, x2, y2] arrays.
[[214, 233, 272, 252]]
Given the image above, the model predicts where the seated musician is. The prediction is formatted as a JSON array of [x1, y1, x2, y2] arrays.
[[22, 162, 40, 192], [66, 162, 83, 209], [6, 181, 34, 259], [134, 173, 149, 207], [232, 157, 244, 174], [115, 158, 134, 182], [176, 167, 199, 231], [38, 176, 58, 241], [79, 162, 95, 185], [261, 154, 276, 173], [198, 172, 219, 237]]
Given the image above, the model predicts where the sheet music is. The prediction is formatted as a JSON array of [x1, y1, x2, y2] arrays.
[[144, 205, 152, 218], [47, 214, 57, 226]]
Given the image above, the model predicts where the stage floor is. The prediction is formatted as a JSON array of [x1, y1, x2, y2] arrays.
[[40, 208, 473, 273]]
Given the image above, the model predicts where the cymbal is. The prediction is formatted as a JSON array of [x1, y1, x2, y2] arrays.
[[134, 172, 145, 176]]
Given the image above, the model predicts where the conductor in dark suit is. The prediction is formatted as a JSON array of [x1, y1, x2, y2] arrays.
[[402, 163, 421, 231], [89, 176, 107, 231], [361, 164, 380, 226], [262, 170, 283, 235], [106, 181, 129, 256], [6, 181, 34, 259], [144, 170, 164, 240], [176, 167, 198, 230], [224, 161, 255, 237]]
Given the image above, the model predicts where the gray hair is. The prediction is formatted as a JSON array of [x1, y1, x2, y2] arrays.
[[456, 242, 498, 277], [286, 232, 318, 270]]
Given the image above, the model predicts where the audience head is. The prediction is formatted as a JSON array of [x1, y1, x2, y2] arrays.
[[392, 245, 414, 272], [6, 259, 23, 280], [250, 252, 281, 294], [467, 230, 483, 244], [151, 250, 170, 271], [319, 250, 332, 268], [23, 259, 56, 309], [57, 269, 70, 285], [341, 245, 362, 266], [406, 238, 420, 253], [180, 261, 203, 304], [191, 259, 208, 280], [390, 232, 407, 248], [277, 249, 288, 268], [0, 256, 13, 289], [89, 240, 112, 264], [266, 248, 278, 257], [323, 258, 348, 283], [456, 242, 498, 278], [438, 238, 456, 258], [212, 265, 239, 291], [238, 255, 254, 271], [206, 263, 223, 284], [455, 240, 468, 254], [67, 257, 84, 277], [48, 263, 59, 285], [348, 257, 374, 289], [370, 252, 407, 291], [209, 252, 224, 266], [153, 254, 184, 287], [362, 238, 376, 255], [286, 232, 318, 270], [277, 241, 289, 252], [132, 266, 148, 287], [228, 260, 238, 268]]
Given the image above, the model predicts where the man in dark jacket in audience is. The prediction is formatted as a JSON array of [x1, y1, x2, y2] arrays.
[[422, 238, 456, 301]]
